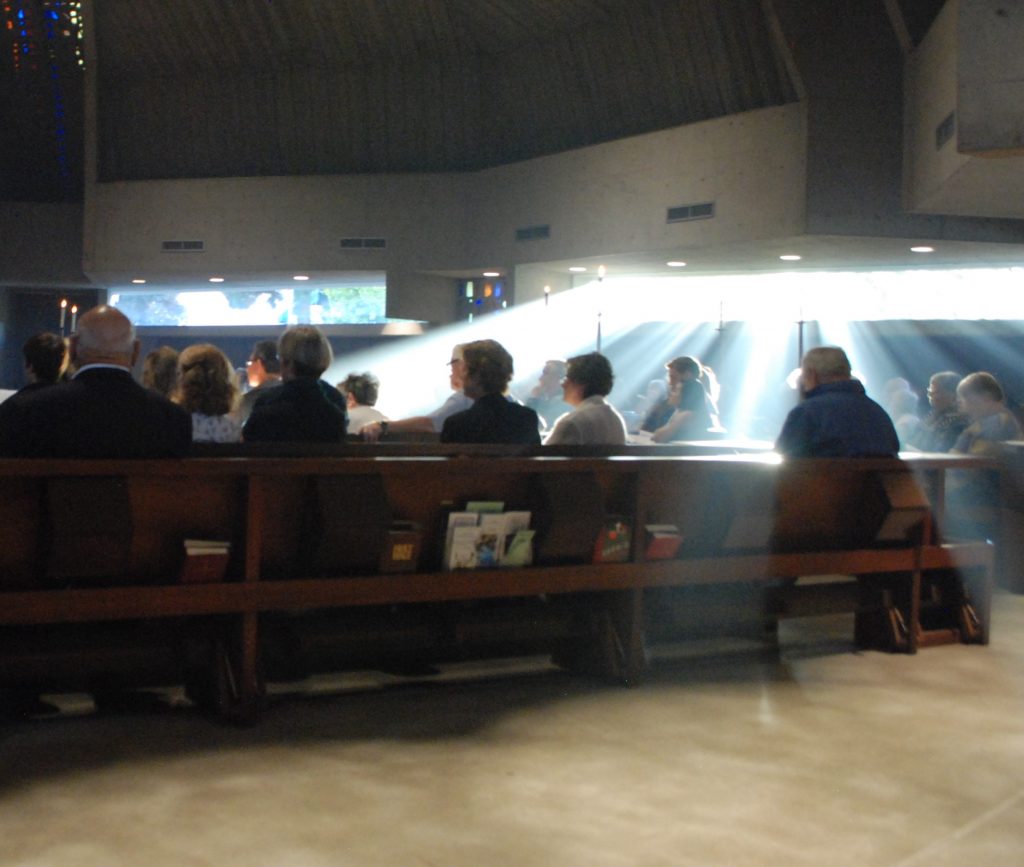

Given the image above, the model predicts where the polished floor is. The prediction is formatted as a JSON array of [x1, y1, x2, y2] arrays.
[[2, 595, 1023, 867]]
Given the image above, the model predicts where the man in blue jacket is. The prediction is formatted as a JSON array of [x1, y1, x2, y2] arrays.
[[776, 346, 899, 458]]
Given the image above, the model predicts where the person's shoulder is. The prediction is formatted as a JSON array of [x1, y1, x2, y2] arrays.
[[252, 381, 289, 406], [439, 405, 474, 441], [135, 379, 190, 416], [439, 391, 472, 412], [443, 404, 473, 427], [509, 399, 538, 418], [244, 379, 282, 406], [510, 401, 540, 431]]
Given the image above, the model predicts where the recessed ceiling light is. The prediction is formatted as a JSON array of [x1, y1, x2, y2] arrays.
[[131, 278, 146, 284], [483, 271, 500, 277], [910, 246, 935, 253], [666, 261, 687, 268], [293, 274, 310, 281], [568, 266, 587, 273], [779, 254, 802, 262], [209, 277, 225, 283]]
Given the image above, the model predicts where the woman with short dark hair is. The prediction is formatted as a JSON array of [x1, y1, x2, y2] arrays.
[[544, 352, 627, 446]]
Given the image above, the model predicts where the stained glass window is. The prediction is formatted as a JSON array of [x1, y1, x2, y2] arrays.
[[1, 1, 84, 201]]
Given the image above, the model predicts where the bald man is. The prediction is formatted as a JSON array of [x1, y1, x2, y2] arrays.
[[775, 346, 898, 458], [0, 305, 191, 458]]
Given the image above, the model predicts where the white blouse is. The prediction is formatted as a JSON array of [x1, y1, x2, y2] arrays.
[[191, 413, 242, 443]]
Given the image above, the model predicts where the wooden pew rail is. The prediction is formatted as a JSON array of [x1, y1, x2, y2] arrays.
[[0, 451, 996, 723]]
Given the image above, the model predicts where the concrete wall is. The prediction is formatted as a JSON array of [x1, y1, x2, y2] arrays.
[[469, 105, 808, 302], [905, 0, 1024, 218], [904, 1, 966, 212], [958, 0, 1024, 154], [776, 0, 1024, 240], [85, 104, 808, 321], [83, 173, 472, 324]]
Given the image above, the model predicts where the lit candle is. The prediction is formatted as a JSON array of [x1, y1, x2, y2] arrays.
[[59, 298, 67, 331], [70, 305, 78, 332], [544, 285, 551, 307]]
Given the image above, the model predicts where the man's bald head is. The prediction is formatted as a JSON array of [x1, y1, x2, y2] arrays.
[[71, 306, 140, 369]]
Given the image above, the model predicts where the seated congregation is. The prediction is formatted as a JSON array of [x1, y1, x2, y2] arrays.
[[0, 305, 1018, 458]]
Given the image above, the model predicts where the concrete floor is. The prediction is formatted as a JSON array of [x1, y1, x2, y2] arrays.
[[2, 595, 1023, 867]]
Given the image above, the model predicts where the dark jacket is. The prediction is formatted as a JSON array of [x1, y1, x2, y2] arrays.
[[0, 367, 192, 458], [441, 393, 541, 444], [243, 377, 347, 443], [775, 379, 899, 458]]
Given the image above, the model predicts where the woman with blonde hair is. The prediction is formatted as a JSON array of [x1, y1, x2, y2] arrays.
[[174, 343, 242, 442]]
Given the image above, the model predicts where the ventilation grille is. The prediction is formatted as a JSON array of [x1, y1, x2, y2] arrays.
[[340, 237, 387, 249], [161, 240, 205, 252], [935, 111, 956, 150], [666, 202, 715, 223], [515, 224, 551, 242]]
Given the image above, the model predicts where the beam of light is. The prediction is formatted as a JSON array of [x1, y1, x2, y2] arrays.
[[325, 280, 618, 419], [326, 266, 1024, 429]]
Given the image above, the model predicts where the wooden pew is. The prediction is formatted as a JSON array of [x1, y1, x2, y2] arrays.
[[0, 452, 995, 722]]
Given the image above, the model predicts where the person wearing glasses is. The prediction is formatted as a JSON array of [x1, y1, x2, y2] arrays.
[[441, 340, 540, 444], [907, 371, 968, 452], [360, 343, 472, 442], [235, 339, 282, 424]]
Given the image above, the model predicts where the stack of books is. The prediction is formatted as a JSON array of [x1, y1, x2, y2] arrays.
[[443, 502, 534, 570], [180, 539, 231, 584], [643, 524, 684, 560]]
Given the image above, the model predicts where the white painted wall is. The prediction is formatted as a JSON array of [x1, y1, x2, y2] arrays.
[[905, 0, 1024, 218], [958, 0, 1024, 154], [84, 105, 808, 323], [469, 105, 807, 301]]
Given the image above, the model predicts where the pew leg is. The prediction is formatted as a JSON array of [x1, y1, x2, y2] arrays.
[[854, 576, 911, 653], [186, 616, 265, 725], [551, 590, 647, 685], [216, 613, 264, 726], [604, 588, 646, 685]]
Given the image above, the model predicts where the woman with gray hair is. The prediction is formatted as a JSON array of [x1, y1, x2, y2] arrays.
[[243, 326, 347, 443]]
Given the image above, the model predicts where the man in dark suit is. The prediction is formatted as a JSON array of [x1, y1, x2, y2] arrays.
[[441, 339, 540, 444], [0, 306, 192, 458]]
